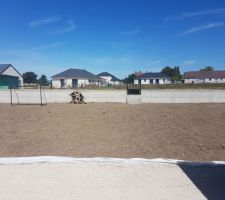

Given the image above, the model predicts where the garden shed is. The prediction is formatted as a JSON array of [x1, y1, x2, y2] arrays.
[[0, 64, 23, 89]]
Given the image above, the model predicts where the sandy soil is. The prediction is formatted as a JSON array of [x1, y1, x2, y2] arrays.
[[0, 103, 225, 161]]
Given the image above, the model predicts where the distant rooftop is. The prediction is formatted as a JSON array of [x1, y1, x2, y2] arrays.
[[52, 68, 100, 80], [134, 72, 144, 78], [183, 71, 225, 79], [97, 72, 121, 81], [0, 64, 22, 77], [135, 72, 170, 79], [0, 64, 11, 74]]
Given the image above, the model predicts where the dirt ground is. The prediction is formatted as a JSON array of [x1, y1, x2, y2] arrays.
[[0, 103, 225, 161]]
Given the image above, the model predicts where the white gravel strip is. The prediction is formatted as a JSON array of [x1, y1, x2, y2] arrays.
[[0, 156, 224, 166]]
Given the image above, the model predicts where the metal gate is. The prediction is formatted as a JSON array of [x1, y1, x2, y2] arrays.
[[127, 82, 141, 95]]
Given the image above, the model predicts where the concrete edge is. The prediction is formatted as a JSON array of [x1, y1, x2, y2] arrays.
[[0, 156, 225, 166]]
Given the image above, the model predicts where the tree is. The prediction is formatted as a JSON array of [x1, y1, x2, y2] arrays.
[[161, 66, 172, 77], [123, 73, 136, 83], [200, 66, 214, 71], [23, 72, 37, 84], [38, 74, 48, 85], [171, 66, 182, 82], [161, 66, 182, 82]]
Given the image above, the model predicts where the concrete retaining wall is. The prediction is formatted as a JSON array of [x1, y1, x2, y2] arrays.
[[0, 89, 127, 104], [142, 90, 225, 103], [0, 89, 225, 104]]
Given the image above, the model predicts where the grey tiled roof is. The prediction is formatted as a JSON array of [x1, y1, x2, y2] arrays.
[[97, 72, 121, 81], [0, 64, 11, 74], [52, 68, 100, 80], [0, 64, 22, 77], [135, 72, 170, 79]]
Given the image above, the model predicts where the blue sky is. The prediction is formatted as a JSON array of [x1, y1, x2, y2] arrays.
[[0, 0, 225, 79]]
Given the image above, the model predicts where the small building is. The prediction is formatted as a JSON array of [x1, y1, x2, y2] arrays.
[[52, 68, 101, 88], [134, 72, 171, 84], [97, 72, 121, 85], [183, 71, 225, 83], [0, 64, 23, 89]]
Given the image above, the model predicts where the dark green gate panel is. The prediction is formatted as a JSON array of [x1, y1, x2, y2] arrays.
[[0, 75, 19, 89]]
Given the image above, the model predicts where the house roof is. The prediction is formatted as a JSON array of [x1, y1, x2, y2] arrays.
[[183, 71, 225, 79], [97, 72, 121, 81], [0, 64, 22, 77], [0, 64, 11, 74], [134, 72, 144, 77], [135, 72, 170, 79], [52, 68, 100, 80]]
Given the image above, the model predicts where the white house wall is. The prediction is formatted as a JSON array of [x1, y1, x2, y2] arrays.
[[184, 78, 225, 84], [134, 79, 171, 84], [100, 76, 111, 83], [78, 79, 88, 87], [65, 79, 72, 87], [52, 80, 61, 88], [2, 66, 23, 86], [52, 78, 99, 88], [99, 76, 121, 85]]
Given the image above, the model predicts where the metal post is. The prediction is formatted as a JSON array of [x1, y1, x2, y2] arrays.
[[40, 85, 43, 106], [139, 81, 142, 95], [10, 86, 12, 106]]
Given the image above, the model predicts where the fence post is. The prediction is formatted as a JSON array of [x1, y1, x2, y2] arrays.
[[139, 81, 142, 95], [40, 85, 43, 106], [10, 86, 12, 106]]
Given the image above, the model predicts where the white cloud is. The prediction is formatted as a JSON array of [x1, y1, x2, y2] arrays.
[[181, 60, 196, 66], [51, 19, 76, 34], [180, 22, 223, 35], [0, 42, 66, 53], [30, 42, 66, 51], [29, 16, 61, 28], [148, 60, 161, 65], [122, 29, 140, 35], [166, 8, 225, 21]]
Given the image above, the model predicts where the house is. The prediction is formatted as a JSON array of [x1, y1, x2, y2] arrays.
[[52, 68, 101, 88], [183, 71, 225, 83], [134, 72, 171, 84], [97, 72, 121, 85], [0, 64, 23, 89]]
